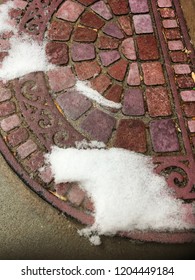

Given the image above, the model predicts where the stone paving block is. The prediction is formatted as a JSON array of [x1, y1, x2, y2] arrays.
[[91, 1, 112, 20], [0, 101, 15, 117], [83, 196, 94, 212], [67, 184, 86, 206], [56, 0, 84, 22], [146, 87, 172, 117], [129, 0, 149, 14], [55, 183, 70, 196], [173, 64, 191, 75], [47, 67, 76, 92], [90, 74, 111, 93], [0, 52, 8, 63], [121, 38, 136, 60], [160, 8, 175, 18], [97, 36, 120, 49], [117, 16, 132, 36], [142, 62, 165, 85], [0, 39, 10, 51], [163, 19, 178, 28], [136, 35, 159, 60], [107, 0, 129, 15], [183, 103, 195, 117], [99, 50, 120, 66], [73, 26, 97, 42], [74, 60, 101, 80], [46, 41, 69, 65], [127, 62, 140, 86], [0, 87, 11, 102], [102, 22, 124, 39], [17, 139, 37, 159], [47, 20, 73, 41], [107, 59, 128, 81], [39, 166, 53, 184], [14, 0, 27, 9], [80, 109, 116, 143], [158, 0, 172, 7], [25, 151, 44, 172], [168, 40, 184, 50], [7, 127, 29, 147], [170, 51, 187, 63], [56, 91, 92, 120], [71, 42, 95, 61], [114, 119, 147, 152], [177, 76, 194, 89], [188, 120, 195, 133], [122, 89, 145, 116], [180, 90, 195, 102], [164, 28, 181, 39], [80, 11, 105, 29], [150, 119, 179, 152], [104, 84, 123, 103], [0, 114, 20, 132], [77, 0, 97, 6], [133, 14, 153, 34]]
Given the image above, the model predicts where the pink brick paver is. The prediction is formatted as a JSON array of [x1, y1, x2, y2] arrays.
[[1, 0, 195, 244], [56, 0, 84, 22], [133, 14, 153, 34]]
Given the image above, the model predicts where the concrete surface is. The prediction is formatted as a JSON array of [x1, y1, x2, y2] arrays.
[[1, 153, 195, 260], [0, 0, 195, 260]]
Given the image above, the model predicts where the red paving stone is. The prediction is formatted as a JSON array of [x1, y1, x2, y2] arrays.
[[0, 0, 195, 244]]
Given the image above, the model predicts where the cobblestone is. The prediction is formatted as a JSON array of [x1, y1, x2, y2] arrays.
[[47, 67, 76, 92], [146, 87, 172, 117], [133, 14, 153, 34], [114, 119, 147, 152], [122, 89, 145, 116], [0, 101, 15, 117], [136, 35, 159, 60], [142, 62, 165, 85], [80, 109, 116, 142], [56, 91, 92, 120], [74, 60, 101, 80], [0, 114, 20, 132], [150, 119, 179, 152], [56, 0, 84, 22]]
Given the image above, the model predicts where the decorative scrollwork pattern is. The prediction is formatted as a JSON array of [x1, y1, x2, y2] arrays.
[[154, 156, 195, 199]]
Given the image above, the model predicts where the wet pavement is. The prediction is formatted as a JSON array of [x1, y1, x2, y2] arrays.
[[0, 0, 195, 258]]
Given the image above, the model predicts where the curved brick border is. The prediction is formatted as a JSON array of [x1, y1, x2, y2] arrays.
[[0, 0, 195, 243]]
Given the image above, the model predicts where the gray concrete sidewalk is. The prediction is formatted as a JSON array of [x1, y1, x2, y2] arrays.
[[0, 153, 195, 260]]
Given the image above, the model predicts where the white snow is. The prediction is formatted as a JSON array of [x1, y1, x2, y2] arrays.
[[0, 1, 16, 34], [0, 1, 53, 81], [0, 35, 53, 80], [75, 80, 122, 109], [46, 145, 195, 244]]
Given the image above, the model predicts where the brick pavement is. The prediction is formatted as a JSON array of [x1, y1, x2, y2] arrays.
[[0, 0, 195, 243]]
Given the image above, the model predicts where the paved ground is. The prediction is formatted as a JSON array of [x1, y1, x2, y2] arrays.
[[0, 0, 195, 259]]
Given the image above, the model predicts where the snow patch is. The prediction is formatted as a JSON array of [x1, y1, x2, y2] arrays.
[[0, 1, 16, 34], [0, 1, 53, 81], [75, 80, 122, 109], [0, 35, 53, 80], [46, 145, 194, 244]]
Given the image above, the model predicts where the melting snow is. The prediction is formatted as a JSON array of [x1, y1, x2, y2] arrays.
[[0, 35, 53, 80], [0, 1, 15, 34], [46, 144, 194, 245], [0, 1, 53, 81], [75, 80, 122, 109]]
